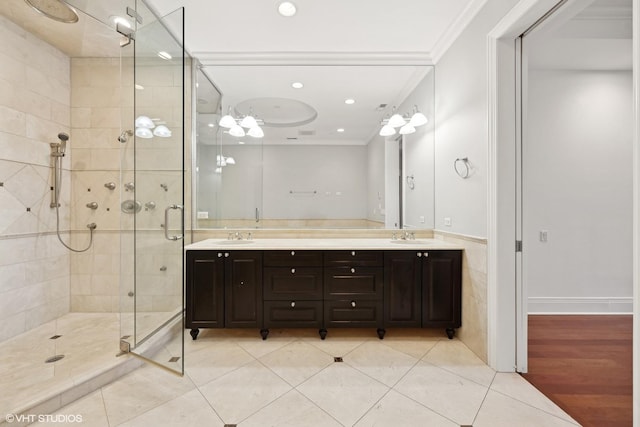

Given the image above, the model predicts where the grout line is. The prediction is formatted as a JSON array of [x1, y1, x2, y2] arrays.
[[470, 370, 497, 426]]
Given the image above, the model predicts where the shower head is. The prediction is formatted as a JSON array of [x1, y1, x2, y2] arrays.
[[58, 132, 69, 154], [24, 0, 79, 23]]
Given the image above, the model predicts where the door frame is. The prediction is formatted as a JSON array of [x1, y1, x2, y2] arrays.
[[487, 0, 639, 378]]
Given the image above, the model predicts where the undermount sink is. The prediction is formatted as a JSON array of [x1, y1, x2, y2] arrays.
[[390, 240, 428, 244], [218, 240, 255, 245]]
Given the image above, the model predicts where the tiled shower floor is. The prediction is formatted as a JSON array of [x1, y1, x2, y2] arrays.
[[21, 327, 579, 426]]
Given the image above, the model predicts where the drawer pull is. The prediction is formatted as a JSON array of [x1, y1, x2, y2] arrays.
[[291, 250, 295, 256], [224, 252, 229, 257], [351, 301, 356, 308], [291, 268, 296, 274], [423, 252, 429, 257], [239, 281, 244, 286], [217, 252, 223, 258], [291, 301, 296, 308], [417, 252, 422, 257], [351, 251, 356, 256], [350, 268, 356, 273]]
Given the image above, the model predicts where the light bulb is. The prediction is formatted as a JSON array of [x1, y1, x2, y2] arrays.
[[219, 114, 236, 128], [240, 115, 258, 129], [379, 125, 396, 136], [229, 124, 245, 137], [247, 126, 264, 138], [409, 111, 428, 127], [388, 113, 406, 128], [225, 156, 236, 165], [135, 127, 153, 138], [399, 124, 416, 135], [153, 125, 172, 137], [135, 115, 155, 129]]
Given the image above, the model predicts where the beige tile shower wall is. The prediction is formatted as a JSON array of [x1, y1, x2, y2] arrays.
[[434, 231, 487, 363], [69, 58, 123, 312], [0, 16, 71, 342]]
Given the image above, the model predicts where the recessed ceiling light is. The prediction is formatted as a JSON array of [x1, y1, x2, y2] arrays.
[[345, 99, 355, 105], [291, 82, 304, 89], [337, 128, 345, 133], [278, 2, 297, 17], [157, 51, 172, 60]]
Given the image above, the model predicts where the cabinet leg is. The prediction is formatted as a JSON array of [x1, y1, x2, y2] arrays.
[[445, 328, 455, 340], [189, 328, 199, 341], [260, 329, 269, 340], [319, 329, 328, 340], [377, 328, 386, 340]]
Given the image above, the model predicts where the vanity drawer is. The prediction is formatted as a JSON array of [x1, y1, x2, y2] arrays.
[[264, 250, 324, 267], [324, 267, 383, 299], [324, 250, 383, 267], [324, 299, 383, 327], [264, 300, 323, 328], [264, 267, 323, 300]]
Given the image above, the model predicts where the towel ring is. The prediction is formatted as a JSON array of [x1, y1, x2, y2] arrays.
[[454, 157, 470, 179]]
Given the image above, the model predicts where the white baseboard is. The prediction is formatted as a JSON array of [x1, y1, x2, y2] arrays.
[[528, 297, 633, 314]]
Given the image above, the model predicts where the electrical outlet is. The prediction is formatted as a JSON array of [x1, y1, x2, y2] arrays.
[[539, 230, 548, 242], [444, 217, 451, 227], [419, 216, 425, 223], [197, 211, 209, 219]]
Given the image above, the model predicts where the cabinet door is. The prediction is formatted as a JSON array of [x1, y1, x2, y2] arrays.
[[422, 251, 462, 328], [383, 251, 422, 327], [225, 251, 263, 328], [186, 250, 224, 328]]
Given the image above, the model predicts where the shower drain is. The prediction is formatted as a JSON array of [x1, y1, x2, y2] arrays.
[[45, 355, 65, 363]]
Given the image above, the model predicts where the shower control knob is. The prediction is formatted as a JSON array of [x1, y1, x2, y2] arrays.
[[159, 266, 167, 271], [104, 182, 116, 190], [86, 202, 98, 210]]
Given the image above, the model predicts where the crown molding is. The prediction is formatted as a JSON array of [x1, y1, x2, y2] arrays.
[[430, 0, 488, 64], [193, 51, 434, 66]]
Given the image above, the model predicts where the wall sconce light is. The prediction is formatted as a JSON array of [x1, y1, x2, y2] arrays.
[[219, 106, 265, 138], [379, 105, 428, 137]]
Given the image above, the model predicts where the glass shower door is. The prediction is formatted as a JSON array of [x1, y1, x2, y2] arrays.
[[121, 2, 185, 375]]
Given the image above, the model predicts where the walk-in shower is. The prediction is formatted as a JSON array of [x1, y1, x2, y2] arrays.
[[50, 132, 96, 252]]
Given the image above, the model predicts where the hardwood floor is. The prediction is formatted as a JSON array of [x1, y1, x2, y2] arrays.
[[523, 315, 633, 427]]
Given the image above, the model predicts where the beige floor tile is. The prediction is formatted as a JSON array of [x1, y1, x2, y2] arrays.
[[394, 360, 488, 426], [118, 389, 224, 427], [380, 336, 439, 359], [345, 341, 419, 387], [474, 390, 579, 427], [297, 363, 389, 426], [185, 341, 255, 386], [354, 390, 458, 427], [198, 360, 292, 424], [101, 364, 196, 426], [305, 333, 370, 358], [30, 390, 108, 427], [240, 390, 342, 427], [235, 335, 296, 359], [422, 340, 496, 386], [490, 373, 579, 424], [259, 341, 334, 386]]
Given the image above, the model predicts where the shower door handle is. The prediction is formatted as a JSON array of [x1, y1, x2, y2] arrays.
[[164, 204, 184, 241]]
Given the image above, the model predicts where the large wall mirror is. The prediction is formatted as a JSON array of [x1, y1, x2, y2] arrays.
[[194, 64, 434, 230]]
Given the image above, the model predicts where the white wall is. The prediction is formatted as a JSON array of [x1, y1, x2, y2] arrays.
[[525, 69, 633, 313], [435, 0, 521, 238]]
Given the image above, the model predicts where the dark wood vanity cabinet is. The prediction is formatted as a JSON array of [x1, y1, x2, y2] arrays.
[[384, 250, 462, 338], [186, 250, 262, 340], [186, 248, 462, 340], [262, 251, 324, 338]]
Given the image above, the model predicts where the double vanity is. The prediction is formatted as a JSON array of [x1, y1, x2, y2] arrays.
[[185, 238, 463, 341]]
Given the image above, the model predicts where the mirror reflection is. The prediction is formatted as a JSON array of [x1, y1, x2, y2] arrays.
[[195, 65, 434, 230]]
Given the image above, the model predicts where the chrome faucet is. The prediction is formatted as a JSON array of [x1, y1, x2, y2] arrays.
[[398, 230, 415, 240]]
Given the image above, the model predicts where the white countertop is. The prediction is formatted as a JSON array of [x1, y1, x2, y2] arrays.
[[185, 238, 464, 251]]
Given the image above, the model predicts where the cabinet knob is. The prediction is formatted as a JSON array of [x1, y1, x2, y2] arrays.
[[239, 281, 244, 286], [350, 268, 356, 273], [351, 301, 356, 308], [291, 301, 296, 308], [224, 252, 229, 257], [351, 251, 356, 256], [291, 268, 296, 274], [291, 250, 295, 256], [218, 253, 223, 258], [417, 252, 422, 257], [423, 252, 429, 257]]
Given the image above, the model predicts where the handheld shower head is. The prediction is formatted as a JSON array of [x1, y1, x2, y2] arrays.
[[58, 132, 69, 154]]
